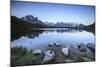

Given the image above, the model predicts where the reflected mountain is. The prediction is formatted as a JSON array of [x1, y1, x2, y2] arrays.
[[24, 28, 84, 39], [25, 30, 44, 39], [85, 23, 95, 35]]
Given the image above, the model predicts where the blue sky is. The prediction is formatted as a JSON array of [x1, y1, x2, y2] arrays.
[[11, 1, 95, 25]]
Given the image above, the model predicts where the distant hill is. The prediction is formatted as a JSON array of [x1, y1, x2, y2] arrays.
[[85, 23, 95, 34], [11, 16, 46, 40]]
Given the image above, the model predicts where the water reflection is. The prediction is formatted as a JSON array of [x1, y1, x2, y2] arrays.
[[26, 28, 84, 39], [25, 30, 44, 39], [11, 28, 95, 50]]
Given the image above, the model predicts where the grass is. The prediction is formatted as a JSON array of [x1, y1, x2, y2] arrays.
[[11, 47, 35, 66], [74, 52, 86, 62]]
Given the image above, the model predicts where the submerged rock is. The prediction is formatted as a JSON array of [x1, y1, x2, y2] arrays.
[[54, 43, 61, 47], [33, 49, 41, 55], [62, 47, 69, 56], [48, 43, 54, 47], [42, 50, 55, 64]]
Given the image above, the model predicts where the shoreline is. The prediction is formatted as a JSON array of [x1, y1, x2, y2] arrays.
[[11, 43, 95, 66]]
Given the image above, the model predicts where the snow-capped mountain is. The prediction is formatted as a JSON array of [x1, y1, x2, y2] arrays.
[[20, 15, 43, 24], [19, 15, 84, 28]]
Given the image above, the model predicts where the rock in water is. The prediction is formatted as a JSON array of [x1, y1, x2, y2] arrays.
[[78, 43, 87, 51], [42, 50, 55, 64], [62, 47, 69, 56], [86, 48, 94, 59], [69, 46, 79, 58], [78, 43, 94, 59], [54, 43, 61, 47], [86, 43, 95, 51], [48, 43, 54, 47], [33, 49, 41, 55]]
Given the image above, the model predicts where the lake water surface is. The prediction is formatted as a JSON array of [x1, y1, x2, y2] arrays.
[[11, 28, 95, 50]]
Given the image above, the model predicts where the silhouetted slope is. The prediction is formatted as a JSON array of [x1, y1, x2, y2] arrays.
[[85, 23, 95, 34], [11, 16, 34, 40], [11, 16, 46, 40]]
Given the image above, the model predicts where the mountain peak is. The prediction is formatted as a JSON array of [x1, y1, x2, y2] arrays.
[[25, 15, 34, 18], [20, 15, 38, 23]]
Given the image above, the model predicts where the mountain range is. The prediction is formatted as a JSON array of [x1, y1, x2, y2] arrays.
[[19, 15, 85, 28]]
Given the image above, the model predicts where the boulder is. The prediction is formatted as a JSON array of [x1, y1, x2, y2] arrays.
[[62, 47, 69, 56], [77, 44, 94, 59], [42, 50, 55, 64], [68, 46, 79, 58], [48, 43, 54, 47], [54, 43, 61, 47], [85, 49, 94, 60], [86, 43, 95, 51], [77, 43, 87, 51], [33, 49, 41, 55]]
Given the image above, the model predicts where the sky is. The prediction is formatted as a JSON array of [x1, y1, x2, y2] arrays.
[[11, 1, 95, 25]]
